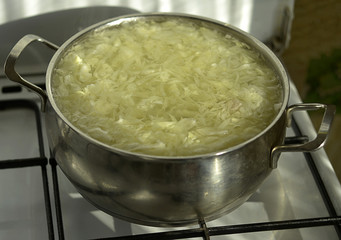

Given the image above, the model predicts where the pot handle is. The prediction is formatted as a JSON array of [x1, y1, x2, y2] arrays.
[[270, 103, 336, 169], [4, 34, 59, 112]]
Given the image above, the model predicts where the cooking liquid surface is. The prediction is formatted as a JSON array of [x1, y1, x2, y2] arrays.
[[52, 18, 282, 156]]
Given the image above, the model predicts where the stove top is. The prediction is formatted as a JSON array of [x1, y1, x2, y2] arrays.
[[0, 3, 341, 240]]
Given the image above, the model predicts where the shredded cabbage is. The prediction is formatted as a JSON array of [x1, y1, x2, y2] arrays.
[[52, 19, 282, 156]]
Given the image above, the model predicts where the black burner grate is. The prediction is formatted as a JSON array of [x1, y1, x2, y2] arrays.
[[0, 99, 55, 240], [1, 99, 341, 240]]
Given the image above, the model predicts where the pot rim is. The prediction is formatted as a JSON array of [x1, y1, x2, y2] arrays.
[[46, 12, 290, 161]]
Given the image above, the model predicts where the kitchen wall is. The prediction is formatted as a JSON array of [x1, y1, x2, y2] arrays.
[[282, 0, 341, 180]]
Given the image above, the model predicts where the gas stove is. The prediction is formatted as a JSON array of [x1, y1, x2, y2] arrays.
[[1, 2, 341, 240]]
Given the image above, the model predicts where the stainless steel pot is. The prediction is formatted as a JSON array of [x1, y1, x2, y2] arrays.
[[4, 13, 335, 227]]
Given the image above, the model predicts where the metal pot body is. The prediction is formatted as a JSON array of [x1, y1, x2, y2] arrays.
[[4, 13, 335, 227], [45, 101, 286, 226]]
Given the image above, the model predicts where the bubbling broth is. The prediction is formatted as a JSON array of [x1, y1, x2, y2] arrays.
[[52, 18, 283, 156]]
